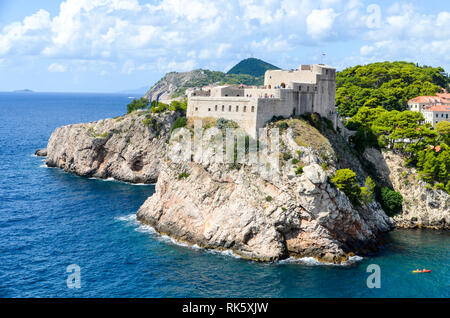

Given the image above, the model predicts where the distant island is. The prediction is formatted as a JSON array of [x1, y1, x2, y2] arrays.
[[13, 89, 34, 93]]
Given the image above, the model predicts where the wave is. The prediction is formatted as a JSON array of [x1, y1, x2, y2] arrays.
[[116, 214, 241, 258], [115, 213, 362, 265], [279, 255, 363, 266], [88, 176, 155, 186]]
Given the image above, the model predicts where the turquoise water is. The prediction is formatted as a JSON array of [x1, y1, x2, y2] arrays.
[[0, 92, 448, 298]]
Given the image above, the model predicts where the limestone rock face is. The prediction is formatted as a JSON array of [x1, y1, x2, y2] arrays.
[[137, 128, 393, 263], [364, 148, 449, 229], [144, 70, 208, 102], [45, 111, 178, 183]]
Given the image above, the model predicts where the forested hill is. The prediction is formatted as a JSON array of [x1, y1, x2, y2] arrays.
[[227, 58, 280, 77], [336, 61, 450, 117]]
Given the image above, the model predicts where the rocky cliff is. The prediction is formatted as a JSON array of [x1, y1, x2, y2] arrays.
[[364, 148, 449, 229], [144, 70, 208, 102], [136, 119, 393, 263], [45, 111, 179, 184]]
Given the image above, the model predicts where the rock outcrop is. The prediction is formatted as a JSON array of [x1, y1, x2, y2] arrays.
[[144, 70, 208, 102], [364, 148, 449, 229], [35, 148, 47, 157], [137, 124, 393, 263], [45, 111, 179, 184]]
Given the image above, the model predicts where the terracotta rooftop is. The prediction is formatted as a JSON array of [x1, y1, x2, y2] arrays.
[[423, 104, 450, 112], [408, 95, 450, 104], [437, 93, 450, 99]]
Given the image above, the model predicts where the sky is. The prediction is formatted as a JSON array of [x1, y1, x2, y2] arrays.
[[0, 0, 449, 92]]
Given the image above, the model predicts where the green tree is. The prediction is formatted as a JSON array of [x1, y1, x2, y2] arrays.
[[379, 187, 403, 216], [332, 169, 361, 205], [336, 61, 448, 117], [127, 97, 149, 114], [361, 176, 376, 203]]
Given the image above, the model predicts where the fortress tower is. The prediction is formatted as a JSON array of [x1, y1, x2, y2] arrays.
[[187, 64, 336, 137]]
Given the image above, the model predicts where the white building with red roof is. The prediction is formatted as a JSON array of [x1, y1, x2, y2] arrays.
[[422, 104, 450, 127], [407, 95, 450, 112], [407, 93, 450, 127]]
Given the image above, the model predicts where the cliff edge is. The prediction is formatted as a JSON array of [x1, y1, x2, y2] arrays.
[[364, 148, 449, 229], [136, 118, 393, 263], [46, 111, 179, 184]]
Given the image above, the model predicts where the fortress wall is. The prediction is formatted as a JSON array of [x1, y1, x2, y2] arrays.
[[243, 88, 281, 98], [255, 98, 292, 134], [211, 86, 244, 97], [264, 70, 317, 88], [313, 68, 336, 118], [188, 97, 258, 137]]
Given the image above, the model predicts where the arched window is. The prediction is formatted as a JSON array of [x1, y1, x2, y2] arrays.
[[236, 105, 239, 112], [251, 106, 255, 112], [244, 106, 247, 112], [222, 105, 224, 111], [229, 105, 232, 111], [215, 105, 217, 111], [280, 83, 286, 88]]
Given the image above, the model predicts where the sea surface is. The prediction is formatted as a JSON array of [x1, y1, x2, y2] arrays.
[[0, 92, 448, 298]]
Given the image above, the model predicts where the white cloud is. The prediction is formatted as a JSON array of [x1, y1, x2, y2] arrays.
[[48, 63, 67, 72], [306, 9, 337, 39], [0, 0, 449, 81]]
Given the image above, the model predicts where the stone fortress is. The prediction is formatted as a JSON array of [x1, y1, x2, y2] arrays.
[[186, 64, 337, 137]]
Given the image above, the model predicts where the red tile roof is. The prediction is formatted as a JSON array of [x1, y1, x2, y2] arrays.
[[408, 95, 450, 104], [423, 104, 450, 112]]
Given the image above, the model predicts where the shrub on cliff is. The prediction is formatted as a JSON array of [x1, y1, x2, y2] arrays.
[[127, 97, 149, 114], [169, 99, 187, 115], [216, 118, 239, 130], [361, 176, 376, 203], [150, 101, 170, 113], [378, 187, 403, 216], [172, 117, 187, 132], [332, 169, 361, 205]]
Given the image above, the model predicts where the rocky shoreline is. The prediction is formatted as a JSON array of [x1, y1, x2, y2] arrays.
[[44, 111, 178, 184], [39, 112, 448, 263]]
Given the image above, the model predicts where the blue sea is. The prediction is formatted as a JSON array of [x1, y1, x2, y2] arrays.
[[0, 92, 448, 298]]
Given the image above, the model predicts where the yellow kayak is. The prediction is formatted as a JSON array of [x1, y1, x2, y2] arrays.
[[412, 269, 431, 273]]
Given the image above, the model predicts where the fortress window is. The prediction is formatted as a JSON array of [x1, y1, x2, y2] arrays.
[[244, 106, 247, 112], [236, 106, 239, 112], [251, 106, 255, 112], [215, 105, 217, 111]]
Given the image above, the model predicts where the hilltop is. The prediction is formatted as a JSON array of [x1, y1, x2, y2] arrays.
[[143, 58, 278, 102], [226, 57, 280, 77]]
